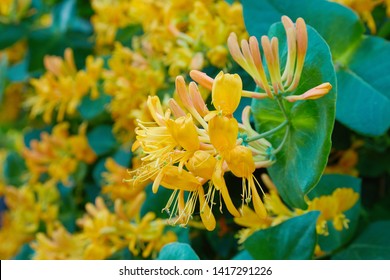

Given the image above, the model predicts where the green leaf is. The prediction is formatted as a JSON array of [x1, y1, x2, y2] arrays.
[[78, 93, 111, 120], [0, 23, 27, 49], [333, 221, 390, 260], [115, 24, 143, 46], [308, 175, 361, 254], [336, 36, 390, 136], [232, 250, 254, 260], [244, 212, 320, 260], [252, 24, 336, 208], [157, 242, 200, 260], [3, 152, 26, 187], [242, 0, 363, 59], [52, 0, 76, 33], [87, 125, 117, 156]]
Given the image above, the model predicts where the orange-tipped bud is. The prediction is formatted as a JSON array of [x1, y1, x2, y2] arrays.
[[285, 82, 332, 102]]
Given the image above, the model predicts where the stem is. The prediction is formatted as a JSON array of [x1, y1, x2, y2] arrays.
[[246, 120, 288, 142], [272, 125, 290, 155], [276, 96, 289, 121]]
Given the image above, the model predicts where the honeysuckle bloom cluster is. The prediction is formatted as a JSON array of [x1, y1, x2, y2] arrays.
[[91, 0, 247, 74], [102, 158, 149, 201], [227, 16, 332, 101], [32, 195, 177, 259], [128, 70, 274, 231], [103, 43, 165, 140], [0, 181, 59, 259], [27, 48, 104, 123], [325, 140, 363, 177], [234, 174, 360, 246], [23, 122, 96, 185]]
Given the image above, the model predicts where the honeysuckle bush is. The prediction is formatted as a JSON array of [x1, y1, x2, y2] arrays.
[[0, 0, 389, 260]]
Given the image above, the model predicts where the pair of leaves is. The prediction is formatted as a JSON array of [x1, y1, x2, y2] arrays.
[[243, 0, 390, 136]]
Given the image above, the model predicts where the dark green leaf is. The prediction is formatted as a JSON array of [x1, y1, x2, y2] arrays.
[[244, 212, 320, 260], [140, 184, 172, 218], [87, 125, 117, 156], [336, 36, 390, 136], [115, 24, 143, 46], [252, 24, 336, 208], [157, 242, 200, 260], [0, 23, 27, 49], [3, 152, 26, 187], [333, 221, 390, 260], [308, 174, 361, 253], [78, 93, 111, 120]]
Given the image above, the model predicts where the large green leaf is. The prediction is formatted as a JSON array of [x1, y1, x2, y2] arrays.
[[157, 242, 200, 260], [333, 221, 390, 260], [308, 175, 361, 254], [242, 0, 390, 136], [0, 23, 28, 49], [336, 36, 390, 135], [87, 125, 118, 156], [252, 24, 336, 208], [244, 212, 320, 260]]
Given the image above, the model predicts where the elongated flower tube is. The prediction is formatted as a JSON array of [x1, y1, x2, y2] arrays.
[[284, 82, 332, 102], [227, 16, 308, 97]]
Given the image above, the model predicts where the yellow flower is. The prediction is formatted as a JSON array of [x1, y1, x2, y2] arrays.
[[0, 182, 59, 259], [23, 122, 96, 185], [212, 71, 242, 116], [27, 48, 103, 123], [208, 115, 238, 153], [331, 0, 384, 33], [307, 188, 359, 235], [129, 73, 274, 230], [77, 196, 177, 259], [167, 114, 200, 151], [102, 158, 147, 201], [32, 224, 87, 260]]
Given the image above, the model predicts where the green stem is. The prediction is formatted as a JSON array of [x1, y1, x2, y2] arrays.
[[276, 96, 289, 121], [272, 125, 290, 155], [246, 120, 288, 142]]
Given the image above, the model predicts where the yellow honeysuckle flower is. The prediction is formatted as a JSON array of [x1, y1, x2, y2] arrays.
[[212, 71, 242, 116], [23, 122, 96, 185], [0, 182, 59, 259], [307, 188, 359, 235], [208, 115, 238, 153], [27, 49, 103, 123], [129, 72, 274, 230], [167, 114, 200, 151], [76, 196, 177, 259], [331, 0, 385, 33], [32, 224, 87, 260]]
